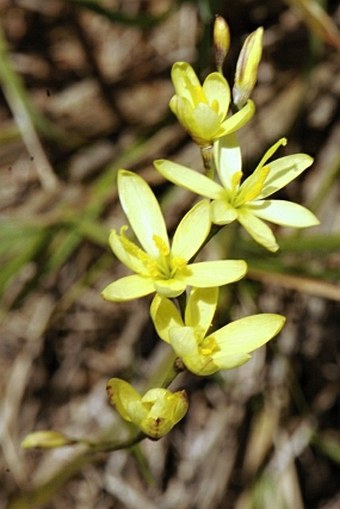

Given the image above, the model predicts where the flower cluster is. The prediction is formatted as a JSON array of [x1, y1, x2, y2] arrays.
[[99, 18, 318, 440], [22, 17, 319, 449]]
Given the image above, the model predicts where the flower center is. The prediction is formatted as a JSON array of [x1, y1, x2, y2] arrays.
[[199, 336, 220, 357], [152, 235, 187, 279], [233, 165, 269, 206]]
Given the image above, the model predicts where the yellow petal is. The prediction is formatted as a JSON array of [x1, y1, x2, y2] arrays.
[[154, 159, 222, 199], [203, 72, 230, 118], [238, 208, 279, 252], [185, 287, 218, 337], [118, 170, 169, 257], [211, 199, 238, 224], [184, 260, 247, 287], [101, 275, 155, 302], [213, 313, 285, 356], [214, 133, 242, 191], [109, 229, 147, 274], [106, 378, 143, 423], [191, 103, 223, 142], [140, 388, 188, 439], [249, 200, 320, 227], [258, 154, 313, 199], [218, 99, 255, 136], [171, 62, 201, 103], [150, 294, 184, 343], [169, 326, 219, 376], [153, 278, 186, 298], [172, 200, 211, 261]]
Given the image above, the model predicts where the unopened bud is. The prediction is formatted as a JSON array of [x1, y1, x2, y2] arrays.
[[233, 27, 263, 109], [21, 430, 75, 449], [214, 15, 230, 73]]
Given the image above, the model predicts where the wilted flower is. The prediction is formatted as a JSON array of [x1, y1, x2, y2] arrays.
[[106, 378, 188, 439]]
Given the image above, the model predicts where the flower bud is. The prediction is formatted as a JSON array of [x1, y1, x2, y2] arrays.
[[213, 15, 230, 73], [107, 378, 188, 439], [233, 27, 263, 109], [21, 430, 75, 449]]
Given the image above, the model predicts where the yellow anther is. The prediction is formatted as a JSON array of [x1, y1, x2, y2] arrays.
[[119, 229, 148, 260], [231, 170, 243, 189], [171, 256, 187, 271], [200, 336, 219, 356], [243, 165, 269, 201], [211, 98, 220, 114], [153, 235, 170, 256], [192, 85, 207, 105]]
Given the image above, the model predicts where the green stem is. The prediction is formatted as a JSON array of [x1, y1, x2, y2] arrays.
[[8, 433, 143, 509], [200, 144, 215, 178]]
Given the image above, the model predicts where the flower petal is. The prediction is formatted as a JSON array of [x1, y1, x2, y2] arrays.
[[191, 103, 223, 141], [249, 200, 320, 227], [169, 96, 194, 131], [203, 72, 230, 118], [153, 278, 187, 298], [172, 200, 211, 260], [154, 159, 223, 199], [141, 388, 188, 438], [171, 62, 201, 103], [101, 274, 155, 302], [214, 133, 242, 191], [212, 351, 251, 370], [217, 99, 255, 136], [184, 260, 247, 287], [118, 170, 169, 257], [170, 326, 219, 376], [258, 154, 313, 199], [150, 294, 184, 343], [238, 208, 279, 252], [109, 229, 146, 274], [106, 378, 143, 423], [185, 287, 218, 337], [213, 313, 285, 355], [211, 199, 238, 224]]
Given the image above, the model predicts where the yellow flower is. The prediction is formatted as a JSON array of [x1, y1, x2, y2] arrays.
[[106, 378, 188, 439], [102, 170, 247, 301], [169, 62, 255, 146], [151, 287, 285, 376], [154, 136, 319, 252]]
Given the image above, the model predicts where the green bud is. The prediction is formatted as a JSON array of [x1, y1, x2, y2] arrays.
[[233, 27, 263, 109], [213, 15, 230, 73], [21, 430, 75, 449], [107, 378, 189, 439]]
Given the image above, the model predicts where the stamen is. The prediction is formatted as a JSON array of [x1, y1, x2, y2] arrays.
[[231, 170, 243, 190], [200, 336, 219, 356], [242, 165, 269, 201], [153, 235, 170, 256], [119, 227, 149, 261]]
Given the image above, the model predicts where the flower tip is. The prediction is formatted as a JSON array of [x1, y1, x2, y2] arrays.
[[214, 15, 230, 71]]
